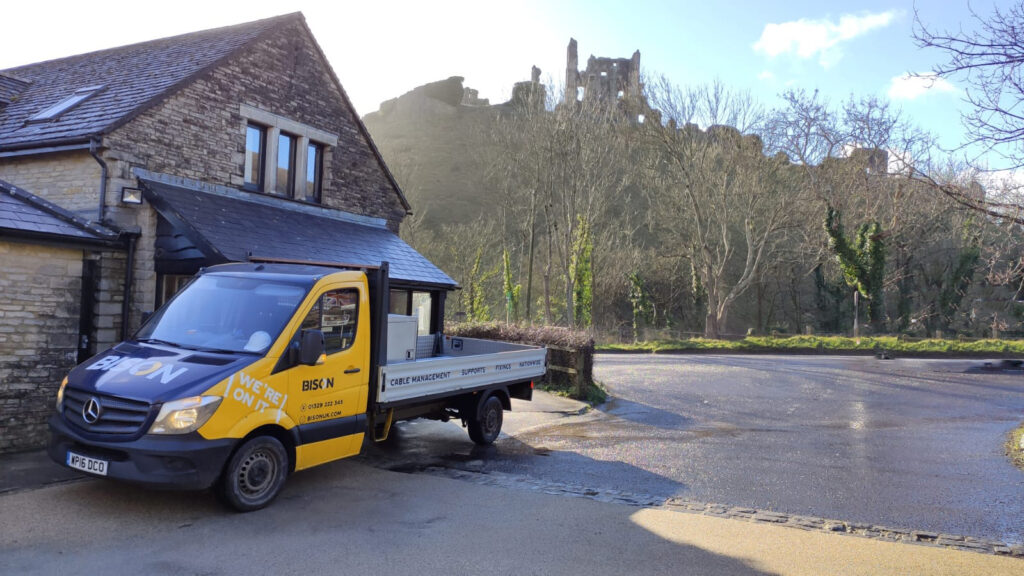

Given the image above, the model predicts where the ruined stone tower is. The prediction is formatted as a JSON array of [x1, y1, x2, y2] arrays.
[[565, 38, 642, 104]]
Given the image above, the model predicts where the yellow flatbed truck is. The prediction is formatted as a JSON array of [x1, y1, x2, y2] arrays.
[[49, 262, 546, 510]]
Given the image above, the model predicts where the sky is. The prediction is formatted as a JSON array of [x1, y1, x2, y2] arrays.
[[0, 0, 1012, 166]]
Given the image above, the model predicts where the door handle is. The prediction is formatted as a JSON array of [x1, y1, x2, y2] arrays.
[[344, 367, 361, 374]]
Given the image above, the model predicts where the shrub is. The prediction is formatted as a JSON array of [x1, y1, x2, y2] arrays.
[[448, 322, 596, 400]]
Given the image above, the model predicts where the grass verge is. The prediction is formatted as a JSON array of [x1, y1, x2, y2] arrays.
[[1009, 425, 1024, 472], [598, 335, 1024, 356], [539, 379, 607, 406]]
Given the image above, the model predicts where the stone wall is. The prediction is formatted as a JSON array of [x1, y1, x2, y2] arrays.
[[565, 38, 642, 105], [0, 20, 407, 350], [0, 20, 409, 452], [0, 151, 100, 220], [105, 19, 407, 232], [0, 151, 137, 353], [0, 241, 83, 452]]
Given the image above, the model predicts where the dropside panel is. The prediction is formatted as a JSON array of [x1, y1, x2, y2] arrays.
[[378, 337, 546, 404]]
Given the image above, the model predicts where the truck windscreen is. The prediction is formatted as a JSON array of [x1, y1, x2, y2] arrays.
[[136, 275, 309, 354]]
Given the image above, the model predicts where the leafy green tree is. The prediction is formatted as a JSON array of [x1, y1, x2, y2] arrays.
[[462, 246, 496, 322], [627, 270, 654, 342], [824, 206, 886, 332], [502, 248, 521, 323], [570, 216, 594, 328]]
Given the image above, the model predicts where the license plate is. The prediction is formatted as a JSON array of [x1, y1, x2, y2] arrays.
[[67, 451, 108, 476]]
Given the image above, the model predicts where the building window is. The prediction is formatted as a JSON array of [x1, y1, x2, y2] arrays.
[[274, 132, 296, 196], [158, 274, 194, 307], [412, 292, 433, 336], [28, 85, 104, 123], [389, 289, 410, 315], [239, 105, 339, 203], [389, 290, 433, 336], [305, 142, 323, 203], [244, 124, 266, 191]]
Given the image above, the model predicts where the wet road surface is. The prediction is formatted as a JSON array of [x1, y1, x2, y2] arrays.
[[360, 354, 1024, 545]]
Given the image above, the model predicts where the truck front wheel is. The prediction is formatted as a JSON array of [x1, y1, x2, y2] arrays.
[[218, 435, 288, 512], [468, 395, 503, 445]]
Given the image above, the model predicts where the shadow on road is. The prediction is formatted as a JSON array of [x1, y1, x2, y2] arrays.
[[1, 458, 780, 576], [358, 417, 693, 504]]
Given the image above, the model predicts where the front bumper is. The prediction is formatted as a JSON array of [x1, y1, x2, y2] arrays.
[[48, 415, 235, 490]]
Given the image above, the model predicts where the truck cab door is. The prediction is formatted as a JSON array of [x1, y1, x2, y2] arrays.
[[286, 285, 369, 470]]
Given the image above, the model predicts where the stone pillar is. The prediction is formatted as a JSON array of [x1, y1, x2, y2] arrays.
[[629, 50, 642, 99], [264, 127, 280, 194], [566, 38, 579, 103], [295, 135, 309, 200]]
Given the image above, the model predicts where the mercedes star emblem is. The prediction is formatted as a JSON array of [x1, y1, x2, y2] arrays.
[[82, 397, 102, 424]]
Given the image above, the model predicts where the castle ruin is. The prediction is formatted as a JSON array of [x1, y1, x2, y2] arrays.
[[565, 38, 642, 105]]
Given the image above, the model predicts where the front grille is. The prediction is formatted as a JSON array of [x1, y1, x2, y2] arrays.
[[63, 388, 152, 435]]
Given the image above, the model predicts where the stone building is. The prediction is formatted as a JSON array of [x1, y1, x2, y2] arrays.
[[565, 38, 642, 105], [0, 13, 453, 452]]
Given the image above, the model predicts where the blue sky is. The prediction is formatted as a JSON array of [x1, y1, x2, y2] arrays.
[[0, 1, 1009, 164]]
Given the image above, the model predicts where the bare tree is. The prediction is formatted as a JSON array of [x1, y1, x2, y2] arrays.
[[646, 80, 801, 338], [915, 4, 1024, 167], [913, 4, 1024, 225], [487, 92, 633, 328]]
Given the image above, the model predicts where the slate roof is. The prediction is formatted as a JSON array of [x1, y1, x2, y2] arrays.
[[0, 74, 30, 106], [0, 13, 298, 150], [0, 178, 121, 245], [140, 177, 457, 289]]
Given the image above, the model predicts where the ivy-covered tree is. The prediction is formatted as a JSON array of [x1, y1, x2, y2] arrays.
[[824, 206, 886, 332], [627, 270, 654, 342], [813, 264, 848, 334], [462, 246, 496, 323], [570, 216, 594, 328], [919, 221, 981, 335], [502, 248, 521, 324]]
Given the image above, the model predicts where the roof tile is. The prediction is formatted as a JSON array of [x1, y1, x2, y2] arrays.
[[0, 179, 120, 243], [140, 177, 456, 288], [0, 13, 299, 149]]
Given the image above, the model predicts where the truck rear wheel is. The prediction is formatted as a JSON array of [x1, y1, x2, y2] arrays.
[[468, 395, 503, 445], [218, 435, 288, 512]]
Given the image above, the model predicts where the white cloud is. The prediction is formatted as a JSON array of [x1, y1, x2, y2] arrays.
[[887, 73, 957, 100], [753, 11, 898, 68], [757, 70, 774, 81]]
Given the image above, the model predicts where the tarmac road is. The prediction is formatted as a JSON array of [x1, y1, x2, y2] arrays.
[[589, 355, 1024, 544], [361, 355, 1024, 546], [2, 457, 1022, 575], [3, 384, 1023, 574]]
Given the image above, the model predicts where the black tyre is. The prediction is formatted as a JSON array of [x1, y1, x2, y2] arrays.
[[218, 435, 289, 512], [468, 395, 504, 445]]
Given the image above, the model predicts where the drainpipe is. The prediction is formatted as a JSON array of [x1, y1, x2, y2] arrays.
[[120, 229, 140, 340], [88, 138, 108, 223]]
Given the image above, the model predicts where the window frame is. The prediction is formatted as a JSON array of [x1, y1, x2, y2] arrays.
[[305, 141, 324, 203], [239, 105, 339, 205], [243, 123, 267, 192], [27, 85, 105, 123], [274, 132, 297, 197]]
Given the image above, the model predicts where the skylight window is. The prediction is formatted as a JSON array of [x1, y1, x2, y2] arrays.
[[28, 85, 104, 122]]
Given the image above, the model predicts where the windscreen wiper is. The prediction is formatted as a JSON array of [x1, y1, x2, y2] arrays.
[[137, 337, 190, 349], [194, 346, 260, 355]]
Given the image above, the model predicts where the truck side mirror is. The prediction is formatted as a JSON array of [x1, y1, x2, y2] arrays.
[[298, 330, 325, 366]]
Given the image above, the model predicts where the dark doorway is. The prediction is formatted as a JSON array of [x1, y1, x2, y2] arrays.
[[77, 258, 97, 363]]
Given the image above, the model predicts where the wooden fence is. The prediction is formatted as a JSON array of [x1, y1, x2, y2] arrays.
[[542, 343, 594, 399]]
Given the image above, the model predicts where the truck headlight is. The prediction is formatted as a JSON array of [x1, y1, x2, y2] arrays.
[[56, 377, 68, 411], [149, 396, 222, 435]]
